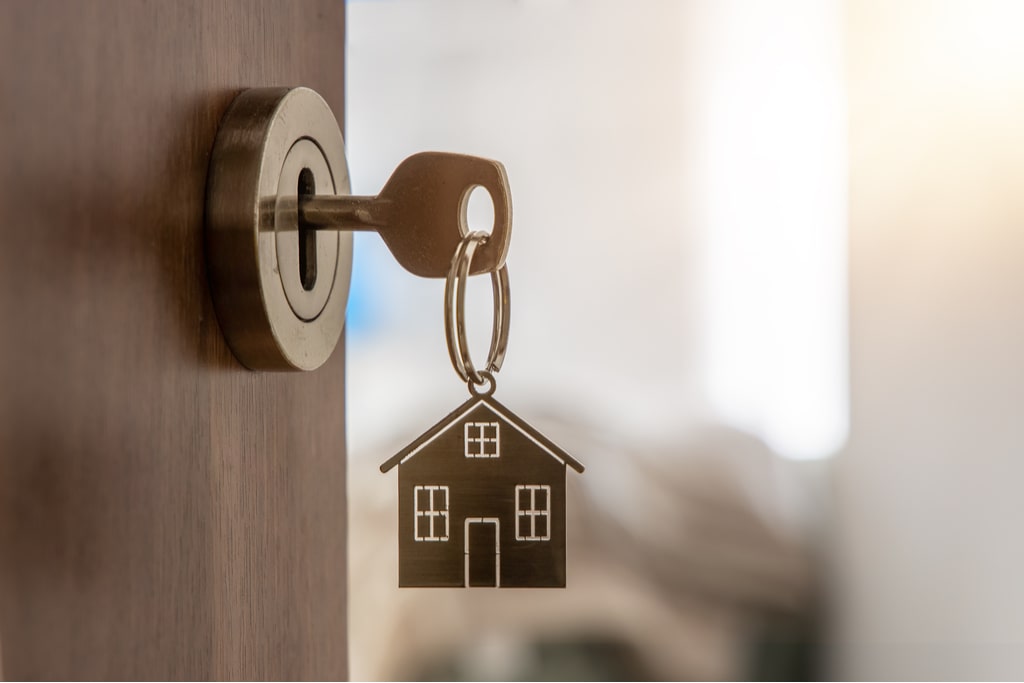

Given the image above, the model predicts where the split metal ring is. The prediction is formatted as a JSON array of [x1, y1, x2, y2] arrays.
[[444, 231, 510, 385]]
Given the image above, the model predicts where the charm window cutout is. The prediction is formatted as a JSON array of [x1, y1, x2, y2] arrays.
[[515, 484, 551, 541], [414, 485, 449, 541], [465, 421, 500, 458]]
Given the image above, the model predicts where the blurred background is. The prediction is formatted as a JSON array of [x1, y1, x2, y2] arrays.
[[343, 0, 1024, 679]]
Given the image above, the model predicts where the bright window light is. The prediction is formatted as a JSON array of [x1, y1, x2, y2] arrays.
[[698, 0, 848, 460]]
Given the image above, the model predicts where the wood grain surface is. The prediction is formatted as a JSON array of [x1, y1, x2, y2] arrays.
[[0, 2, 348, 678]]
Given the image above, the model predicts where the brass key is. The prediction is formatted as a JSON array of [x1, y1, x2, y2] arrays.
[[206, 88, 513, 370], [298, 152, 511, 278]]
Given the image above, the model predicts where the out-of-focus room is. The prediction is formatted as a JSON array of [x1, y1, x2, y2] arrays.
[[344, 0, 1024, 679]]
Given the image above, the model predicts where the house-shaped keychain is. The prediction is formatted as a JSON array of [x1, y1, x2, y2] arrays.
[[380, 393, 585, 588]]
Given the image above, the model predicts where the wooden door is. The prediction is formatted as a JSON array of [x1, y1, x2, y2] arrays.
[[0, 2, 348, 679]]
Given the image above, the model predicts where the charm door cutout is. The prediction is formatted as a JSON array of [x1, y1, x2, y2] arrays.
[[380, 393, 584, 588], [465, 518, 500, 587]]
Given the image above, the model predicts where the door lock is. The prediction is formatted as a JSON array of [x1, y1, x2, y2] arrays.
[[205, 87, 512, 371]]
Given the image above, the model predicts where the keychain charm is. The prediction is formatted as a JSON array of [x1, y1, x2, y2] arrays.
[[381, 231, 584, 588]]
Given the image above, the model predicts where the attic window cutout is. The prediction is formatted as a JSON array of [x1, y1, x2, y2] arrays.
[[465, 421, 500, 458], [515, 485, 551, 541], [414, 485, 449, 542]]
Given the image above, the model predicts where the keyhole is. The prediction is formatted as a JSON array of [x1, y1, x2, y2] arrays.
[[298, 168, 317, 291]]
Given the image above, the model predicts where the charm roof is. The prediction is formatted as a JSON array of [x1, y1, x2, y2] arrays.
[[379, 395, 585, 474]]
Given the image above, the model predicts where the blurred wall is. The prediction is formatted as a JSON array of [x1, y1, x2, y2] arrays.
[[345, 4, 705, 677], [345, 0, 846, 462], [346, 2, 840, 678], [345, 0, 706, 450], [832, 0, 1024, 677]]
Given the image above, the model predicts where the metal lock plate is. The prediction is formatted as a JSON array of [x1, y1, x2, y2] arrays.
[[206, 87, 352, 371]]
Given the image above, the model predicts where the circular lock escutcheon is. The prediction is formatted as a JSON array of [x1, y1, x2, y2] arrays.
[[205, 87, 352, 371]]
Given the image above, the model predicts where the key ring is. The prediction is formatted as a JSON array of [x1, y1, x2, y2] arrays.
[[444, 231, 510, 387]]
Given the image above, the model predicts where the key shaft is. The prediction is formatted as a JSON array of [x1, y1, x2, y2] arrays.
[[299, 195, 387, 231], [289, 152, 512, 278]]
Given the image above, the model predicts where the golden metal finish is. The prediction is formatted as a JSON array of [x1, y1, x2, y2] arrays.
[[298, 152, 512, 278], [275, 138, 341, 322], [444, 231, 510, 385], [205, 88, 513, 372], [205, 87, 352, 371]]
